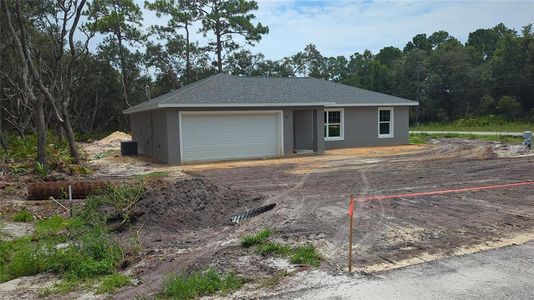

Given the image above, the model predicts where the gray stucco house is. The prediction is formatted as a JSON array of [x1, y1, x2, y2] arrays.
[[124, 73, 418, 164]]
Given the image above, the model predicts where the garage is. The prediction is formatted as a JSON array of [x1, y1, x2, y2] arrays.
[[179, 111, 283, 162]]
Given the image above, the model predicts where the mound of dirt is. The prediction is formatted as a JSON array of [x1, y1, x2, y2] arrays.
[[134, 178, 264, 231], [97, 131, 132, 145]]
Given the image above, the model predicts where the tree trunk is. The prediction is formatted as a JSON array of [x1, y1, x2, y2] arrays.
[[35, 99, 46, 166], [117, 34, 131, 108], [61, 106, 80, 163], [57, 124, 65, 145], [2, 0, 47, 166], [0, 98, 7, 151], [185, 25, 191, 84], [216, 21, 223, 73]]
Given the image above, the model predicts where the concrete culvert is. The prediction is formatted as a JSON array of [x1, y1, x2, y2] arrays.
[[230, 203, 277, 223]]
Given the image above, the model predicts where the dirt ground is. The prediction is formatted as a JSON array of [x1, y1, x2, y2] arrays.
[[1, 135, 534, 299], [188, 139, 534, 272]]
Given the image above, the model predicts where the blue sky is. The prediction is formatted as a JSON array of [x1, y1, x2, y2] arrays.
[[129, 0, 534, 59]]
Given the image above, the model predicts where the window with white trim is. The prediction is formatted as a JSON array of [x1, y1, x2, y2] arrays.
[[324, 109, 344, 141], [378, 107, 394, 138]]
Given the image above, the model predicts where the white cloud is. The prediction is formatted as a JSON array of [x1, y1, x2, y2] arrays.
[[84, 0, 534, 60], [251, 0, 534, 58]]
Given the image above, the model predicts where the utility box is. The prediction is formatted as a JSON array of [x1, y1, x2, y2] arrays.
[[524, 131, 532, 150], [121, 141, 138, 156]]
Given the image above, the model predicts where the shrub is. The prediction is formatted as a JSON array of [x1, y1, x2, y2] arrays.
[[161, 269, 243, 300], [0, 185, 138, 284], [496, 96, 522, 120], [12, 210, 33, 222]]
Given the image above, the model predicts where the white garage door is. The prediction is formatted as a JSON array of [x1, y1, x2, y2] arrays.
[[180, 111, 283, 162]]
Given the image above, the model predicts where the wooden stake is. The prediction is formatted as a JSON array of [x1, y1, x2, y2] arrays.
[[348, 194, 354, 272]]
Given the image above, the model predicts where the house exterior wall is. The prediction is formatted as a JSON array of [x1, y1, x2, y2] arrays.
[[129, 105, 408, 165], [129, 109, 171, 164], [164, 107, 319, 164], [325, 106, 409, 149], [294, 110, 314, 150], [130, 111, 152, 156]]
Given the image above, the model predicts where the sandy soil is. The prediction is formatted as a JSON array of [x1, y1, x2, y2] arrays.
[[189, 139, 534, 273], [2, 137, 534, 299]]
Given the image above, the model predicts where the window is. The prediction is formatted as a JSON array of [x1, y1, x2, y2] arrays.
[[378, 107, 394, 138], [324, 108, 344, 141]]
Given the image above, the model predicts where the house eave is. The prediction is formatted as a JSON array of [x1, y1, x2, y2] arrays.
[[123, 102, 335, 114], [325, 102, 419, 107]]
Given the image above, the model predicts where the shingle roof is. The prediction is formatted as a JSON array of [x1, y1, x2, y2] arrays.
[[124, 73, 417, 114]]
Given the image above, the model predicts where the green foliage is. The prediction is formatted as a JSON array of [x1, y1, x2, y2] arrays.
[[410, 133, 523, 144], [11, 210, 33, 222], [0, 184, 142, 284], [34, 162, 48, 178], [256, 242, 291, 256], [412, 116, 533, 132], [199, 0, 268, 71], [34, 215, 73, 239], [160, 269, 243, 300], [80, 183, 144, 226], [289, 245, 321, 267], [240, 229, 272, 248], [96, 273, 131, 294], [39, 278, 85, 296], [241, 229, 321, 267], [496, 96, 522, 120], [0, 134, 75, 174], [133, 171, 170, 180]]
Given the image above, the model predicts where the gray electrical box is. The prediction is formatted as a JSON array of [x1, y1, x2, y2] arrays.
[[524, 131, 532, 150]]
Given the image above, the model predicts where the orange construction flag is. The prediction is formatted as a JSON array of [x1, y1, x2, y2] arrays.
[[348, 194, 355, 217]]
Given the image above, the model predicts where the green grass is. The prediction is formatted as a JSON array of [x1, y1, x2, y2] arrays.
[[256, 241, 291, 256], [241, 229, 321, 267], [96, 273, 131, 294], [290, 245, 321, 267], [410, 133, 524, 144], [160, 269, 243, 300], [33, 215, 76, 239], [241, 229, 272, 248], [411, 116, 533, 132], [39, 278, 85, 296], [11, 210, 33, 222], [133, 171, 170, 180], [0, 184, 142, 286]]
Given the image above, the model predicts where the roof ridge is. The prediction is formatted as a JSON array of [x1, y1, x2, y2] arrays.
[[163, 73, 226, 98], [311, 77, 415, 103]]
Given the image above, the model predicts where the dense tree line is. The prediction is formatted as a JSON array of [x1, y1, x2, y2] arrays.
[[0, 0, 533, 168]]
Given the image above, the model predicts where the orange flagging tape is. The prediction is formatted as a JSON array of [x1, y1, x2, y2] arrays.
[[358, 180, 534, 201]]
